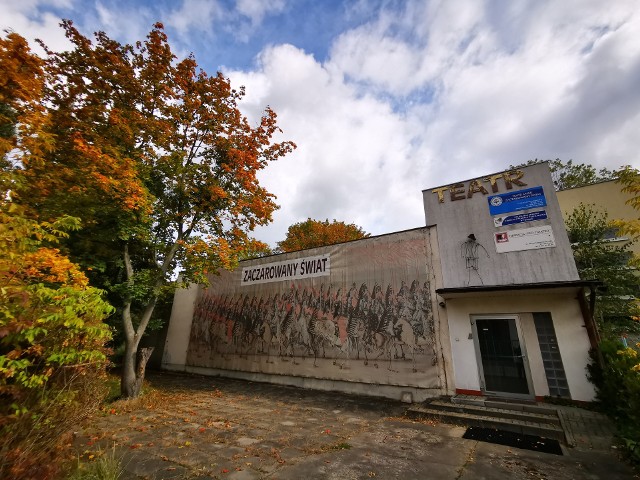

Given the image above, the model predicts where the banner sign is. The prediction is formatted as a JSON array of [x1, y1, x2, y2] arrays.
[[241, 254, 330, 286], [493, 210, 548, 227], [488, 186, 547, 216], [494, 225, 556, 253]]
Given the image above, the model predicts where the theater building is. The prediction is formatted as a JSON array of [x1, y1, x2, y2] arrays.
[[162, 162, 597, 402]]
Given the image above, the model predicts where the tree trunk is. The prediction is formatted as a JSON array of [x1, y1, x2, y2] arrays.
[[119, 241, 176, 398], [120, 242, 160, 398], [121, 342, 155, 398]]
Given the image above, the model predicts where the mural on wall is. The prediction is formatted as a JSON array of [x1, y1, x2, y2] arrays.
[[185, 229, 441, 388], [188, 279, 435, 371]]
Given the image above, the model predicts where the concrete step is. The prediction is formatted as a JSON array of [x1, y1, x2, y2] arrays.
[[406, 402, 566, 443], [452, 395, 559, 416], [429, 399, 562, 426]]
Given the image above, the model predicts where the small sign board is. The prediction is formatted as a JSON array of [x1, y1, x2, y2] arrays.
[[493, 210, 548, 227], [494, 225, 556, 253], [488, 186, 547, 216]]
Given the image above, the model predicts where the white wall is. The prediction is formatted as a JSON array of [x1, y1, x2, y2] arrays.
[[160, 229, 456, 402], [423, 162, 579, 288], [161, 282, 199, 370], [443, 289, 595, 402]]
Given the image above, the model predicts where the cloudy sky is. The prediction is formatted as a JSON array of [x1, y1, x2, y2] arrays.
[[2, 0, 639, 246]]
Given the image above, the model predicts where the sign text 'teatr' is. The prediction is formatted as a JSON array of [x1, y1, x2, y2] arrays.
[[432, 170, 527, 204]]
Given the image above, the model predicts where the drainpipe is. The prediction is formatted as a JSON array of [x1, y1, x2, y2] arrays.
[[577, 286, 603, 367]]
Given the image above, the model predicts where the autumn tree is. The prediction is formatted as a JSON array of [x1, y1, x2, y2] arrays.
[[237, 239, 273, 260], [277, 218, 369, 252], [1, 32, 112, 478], [16, 22, 295, 398], [0, 31, 49, 191], [510, 159, 615, 191]]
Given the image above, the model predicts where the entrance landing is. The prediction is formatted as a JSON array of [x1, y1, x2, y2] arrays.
[[406, 395, 616, 451]]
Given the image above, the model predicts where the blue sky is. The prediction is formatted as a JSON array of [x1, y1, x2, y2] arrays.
[[2, 0, 639, 246]]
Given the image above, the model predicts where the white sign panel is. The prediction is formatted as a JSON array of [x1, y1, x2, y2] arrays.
[[494, 225, 556, 253], [241, 254, 330, 286]]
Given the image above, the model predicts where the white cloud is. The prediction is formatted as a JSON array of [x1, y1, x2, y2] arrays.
[[2, 0, 639, 248], [227, 43, 428, 246], [165, 0, 223, 37], [0, 0, 73, 53], [163, 0, 285, 44], [235, 0, 285, 26], [227, 0, 640, 247], [87, 1, 154, 44], [422, 0, 640, 176]]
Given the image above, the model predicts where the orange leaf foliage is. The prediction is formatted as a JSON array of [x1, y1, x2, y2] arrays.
[[21, 247, 88, 287], [15, 22, 294, 274], [0, 31, 52, 202], [277, 218, 369, 252]]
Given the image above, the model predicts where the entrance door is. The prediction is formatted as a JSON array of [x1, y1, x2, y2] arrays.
[[472, 316, 533, 397]]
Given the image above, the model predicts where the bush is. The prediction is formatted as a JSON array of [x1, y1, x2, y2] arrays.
[[0, 207, 113, 479], [588, 338, 640, 462]]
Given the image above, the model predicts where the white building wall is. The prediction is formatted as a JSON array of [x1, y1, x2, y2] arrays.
[[423, 162, 579, 288], [443, 290, 595, 402], [161, 282, 198, 371]]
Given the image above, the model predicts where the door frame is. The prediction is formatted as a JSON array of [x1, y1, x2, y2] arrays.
[[470, 314, 535, 400]]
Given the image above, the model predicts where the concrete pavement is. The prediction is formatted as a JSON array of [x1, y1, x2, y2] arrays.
[[73, 371, 636, 479]]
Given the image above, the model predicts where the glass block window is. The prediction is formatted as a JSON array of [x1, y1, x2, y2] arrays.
[[533, 312, 570, 399]]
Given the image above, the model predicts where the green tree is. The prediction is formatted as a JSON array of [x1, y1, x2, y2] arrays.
[[565, 203, 639, 334], [614, 166, 640, 240], [17, 22, 295, 398], [511, 159, 615, 191], [0, 204, 113, 479], [277, 218, 369, 252], [1, 32, 113, 477]]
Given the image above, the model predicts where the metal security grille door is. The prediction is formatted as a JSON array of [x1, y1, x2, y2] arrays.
[[472, 316, 532, 397]]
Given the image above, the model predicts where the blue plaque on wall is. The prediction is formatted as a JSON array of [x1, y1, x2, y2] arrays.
[[488, 186, 547, 216]]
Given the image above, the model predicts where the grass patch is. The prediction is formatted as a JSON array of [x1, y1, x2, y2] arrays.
[[68, 447, 123, 480], [329, 442, 352, 450], [103, 375, 122, 404]]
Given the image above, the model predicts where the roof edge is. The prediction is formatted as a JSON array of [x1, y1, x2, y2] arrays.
[[436, 280, 601, 296]]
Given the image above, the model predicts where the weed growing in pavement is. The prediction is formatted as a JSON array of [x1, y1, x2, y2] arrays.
[[330, 442, 352, 450], [68, 445, 123, 480]]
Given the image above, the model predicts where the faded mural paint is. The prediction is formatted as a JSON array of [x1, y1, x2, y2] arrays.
[[185, 228, 441, 389]]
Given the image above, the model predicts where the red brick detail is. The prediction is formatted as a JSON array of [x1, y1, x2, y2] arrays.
[[455, 388, 483, 396]]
